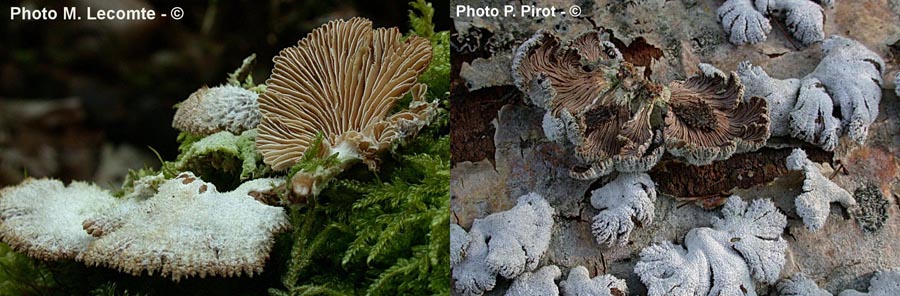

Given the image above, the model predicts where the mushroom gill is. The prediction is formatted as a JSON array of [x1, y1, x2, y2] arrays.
[[256, 18, 435, 200], [665, 65, 770, 165], [512, 30, 666, 180]]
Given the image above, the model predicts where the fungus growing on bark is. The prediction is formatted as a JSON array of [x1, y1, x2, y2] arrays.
[[256, 18, 436, 199], [450, 223, 469, 267], [634, 196, 787, 296], [451, 193, 555, 296], [718, 0, 771, 45], [0, 179, 118, 260], [806, 36, 885, 144], [739, 36, 885, 150], [777, 273, 833, 296], [590, 173, 657, 246], [512, 30, 666, 180], [559, 266, 628, 296], [505, 265, 561, 296], [718, 0, 830, 46], [838, 268, 900, 296], [664, 64, 770, 165], [786, 148, 856, 231], [80, 172, 290, 281], [172, 85, 261, 136]]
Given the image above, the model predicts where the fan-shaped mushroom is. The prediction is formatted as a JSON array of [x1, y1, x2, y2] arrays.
[[664, 64, 770, 165], [512, 30, 666, 180], [256, 18, 436, 200]]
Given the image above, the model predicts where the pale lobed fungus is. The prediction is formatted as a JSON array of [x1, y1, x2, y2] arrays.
[[718, 0, 772, 45], [256, 18, 437, 201], [505, 265, 561, 296], [450, 223, 469, 267], [590, 173, 657, 246], [758, 0, 827, 46], [895, 73, 899, 97], [512, 30, 666, 180], [838, 269, 900, 296], [664, 64, 770, 165], [806, 36, 885, 144], [451, 193, 555, 296], [559, 266, 628, 296], [0, 173, 289, 281], [739, 36, 884, 150], [172, 85, 261, 136], [0, 179, 119, 260], [778, 269, 900, 296], [634, 196, 787, 296], [80, 172, 290, 281], [786, 148, 856, 231], [737, 61, 802, 139], [718, 0, 830, 46], [777, 273, 833, 296]]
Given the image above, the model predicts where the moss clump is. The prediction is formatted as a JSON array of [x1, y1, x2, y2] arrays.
[[409, 0, 450, 99], [853, 183, 889, 233], [273, 133, 450, 296], [171, 129, 271, 190]]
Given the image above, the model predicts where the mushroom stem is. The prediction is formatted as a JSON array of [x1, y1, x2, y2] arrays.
[[287, 143, 361, 204]]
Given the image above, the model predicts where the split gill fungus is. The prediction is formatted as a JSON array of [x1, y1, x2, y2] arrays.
[[256, 18, 438, 202], [512, 29, 771, 179], [512, 30, 667, 181]]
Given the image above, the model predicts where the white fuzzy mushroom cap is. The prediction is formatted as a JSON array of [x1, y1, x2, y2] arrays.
[[786, 148, 856, 231], [559, 266, 628, 296], [80, 172, 290, 281], [0, 179, 118, 260], [505, 265, 561, 296], [778, 273, 833, 296], [635, 196, 787, 296], [452, 193, 555, 296], [172, 85, 261, 136], [838, 268, 900, 296], [590, 173, 657, 246]]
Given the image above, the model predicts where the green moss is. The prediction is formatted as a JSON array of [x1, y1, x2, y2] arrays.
[[274, 116, 449, 295], [0, 243, 55, 296], [172, 129, 271, 190], [408, 0, 450, 99]]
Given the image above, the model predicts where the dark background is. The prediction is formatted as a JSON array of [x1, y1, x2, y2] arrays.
[[0, 0, 449, 186]]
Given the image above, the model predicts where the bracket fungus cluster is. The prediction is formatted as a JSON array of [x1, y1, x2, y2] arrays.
[[512, 30, 770, 180], [786, 148, 856, 231], [0, 172, 290, 281], [451, 193, 554, 296], [718, 0, 833, 46], [255, 17, 438, 201], [740, 36, 885, 151], [634, 196, 787, 296], [512, 30, 667, 180], [664, 64, 770, 165]]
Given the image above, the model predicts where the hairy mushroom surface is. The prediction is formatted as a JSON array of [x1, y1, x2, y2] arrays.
[[635, 196, 787, 296], [172, 85, 261, 136], [255, 18, 435, 199], [665, 64, 770, 165], [0, 179, 118, 260], [80, 172, 290, 281], [512, 30, 666, 180]]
